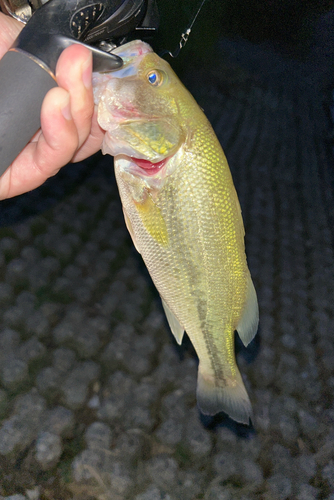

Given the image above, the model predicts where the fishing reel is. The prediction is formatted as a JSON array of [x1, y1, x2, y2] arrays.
[[0, 0, 159, 175]]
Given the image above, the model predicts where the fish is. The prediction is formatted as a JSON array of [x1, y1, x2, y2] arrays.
[[92, 40, 259, 424]]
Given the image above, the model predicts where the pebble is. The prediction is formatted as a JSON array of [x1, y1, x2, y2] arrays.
[[52, 347, 76, 373], [0, 283, 14, 305], [267, 473, 292, 500], [185, 410, 212, 456], [35, 431, 63, 469], [71, 448, 110, 483], [298, 409, 319, 440], [0, 390, 46, 456], [85, 421, 112, 450], [3, 496, 27, 500], [155, 418, 184, 446], [241, 458, 264, 485], [322, 460, 334, 488], [61, 361, 100, 409], [41, 406, 75, 437], [35, 366, 62, 395], [25, 311, 49, 338], [293, 454, 317, 482], [204, 482, 233, 500], [18, 337, 46, 364], [296, 484, 320, 500], [134, 486, 175, 500], [107, 461, 134, 496], [0, 357, 28, 390], [113, 429, 147, 463], [213, 451, 238, 480], [146, 454, 179, 488]]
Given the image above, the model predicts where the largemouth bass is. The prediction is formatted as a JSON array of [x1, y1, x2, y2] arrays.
[[93, 40, 259, 424]]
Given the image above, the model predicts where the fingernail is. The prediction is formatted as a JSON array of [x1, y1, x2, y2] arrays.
[[82, 52, 92, 89], [61, 94, 72, 121]]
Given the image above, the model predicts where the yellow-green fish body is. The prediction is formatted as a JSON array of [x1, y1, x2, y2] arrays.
[[93, 41, 258, 424]]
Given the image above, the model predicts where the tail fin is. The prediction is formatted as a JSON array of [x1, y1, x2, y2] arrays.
[[196, 366, 252, 425]]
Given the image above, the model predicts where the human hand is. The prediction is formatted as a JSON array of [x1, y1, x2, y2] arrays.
[[0, 12, 105, 200]]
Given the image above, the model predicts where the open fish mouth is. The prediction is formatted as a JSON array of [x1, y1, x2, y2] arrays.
[[121, 155, 171, 178]]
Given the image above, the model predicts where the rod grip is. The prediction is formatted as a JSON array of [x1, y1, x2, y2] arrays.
[[0, 50, 57, 176]]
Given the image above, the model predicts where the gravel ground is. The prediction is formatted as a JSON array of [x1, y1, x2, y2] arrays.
[[0, 10, 334, 500]]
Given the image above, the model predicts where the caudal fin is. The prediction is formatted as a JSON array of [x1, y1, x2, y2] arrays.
[[196, 366, 252, 425]]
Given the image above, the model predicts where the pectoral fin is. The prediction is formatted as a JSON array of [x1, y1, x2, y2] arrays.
[[134, 194, 169, 247], [161, 298, 184, 345], [236, 274, 259, 347]]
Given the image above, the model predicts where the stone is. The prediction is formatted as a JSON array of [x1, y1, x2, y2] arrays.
[[85, 422, 112, 450], [293, 454, 317, 482], [134, 486, 175, 500], [18, 337, 46, 364], [146, 454, 179, 488], [0, 283, 14, 305], [25, 487, 40, 500], [25, 311, 49, 338], [298, 409, 319, 440], [113, 429, 146, 463], [1, 357, 28, 389], [241, 458, 264, 485], [185, 410, 212, 456], [72, 325, 101, 359], [52, 348, 76, 373], [35, 431, 63, 469], [41, 406, 75, 437], [107, 461, 134, 496], [155, 418, 183, 446], [296, 484, 320, 500], [204, 481, 233, 500], [0, 390, 46, 456], [267, 473, 292, 500], [0, 328, 20, 353], [213, 451, 238, 480], [61, 361, 100, 409], [3, 496, 27, 500], [178, 469, 205, 500], [35, 366, 62, 395], [322, 460, 334, 488], [71, 448, 110, 483]]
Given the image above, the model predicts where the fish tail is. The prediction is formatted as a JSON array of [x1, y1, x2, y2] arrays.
[[196, 365, 252, 425]]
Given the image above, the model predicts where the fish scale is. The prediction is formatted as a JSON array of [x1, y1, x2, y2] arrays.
[[93, 40, 259, 424]]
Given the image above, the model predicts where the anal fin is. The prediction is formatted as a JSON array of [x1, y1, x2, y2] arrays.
[[236, 273, 259, 347], [161, 298, 184, 345]]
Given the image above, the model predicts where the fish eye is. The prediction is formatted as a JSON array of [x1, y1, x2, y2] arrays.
[[147, 69, 163, 86]]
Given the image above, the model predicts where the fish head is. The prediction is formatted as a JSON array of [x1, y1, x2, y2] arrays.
[[93, 40, 192, 168]]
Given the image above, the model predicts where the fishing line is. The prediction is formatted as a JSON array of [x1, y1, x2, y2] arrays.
[[160, 0, 209, 58]]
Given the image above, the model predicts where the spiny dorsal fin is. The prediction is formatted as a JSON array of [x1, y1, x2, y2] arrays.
[[236, 273, 259, 347], [161, 298, 184, 345]]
